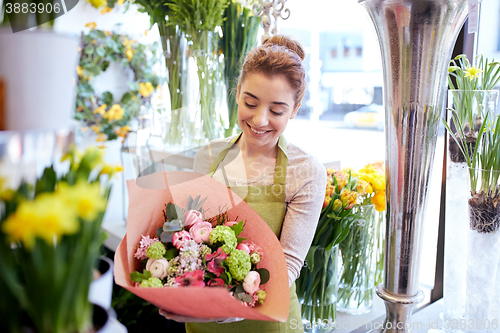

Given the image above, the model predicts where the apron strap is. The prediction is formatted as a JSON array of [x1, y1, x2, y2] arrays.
[[208, 133, 288, 186]]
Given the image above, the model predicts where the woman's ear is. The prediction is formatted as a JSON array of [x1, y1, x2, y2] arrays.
[[290, 103, 301, 119]]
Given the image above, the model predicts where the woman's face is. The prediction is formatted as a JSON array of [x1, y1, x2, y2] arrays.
[[236, 72, 299, 150]]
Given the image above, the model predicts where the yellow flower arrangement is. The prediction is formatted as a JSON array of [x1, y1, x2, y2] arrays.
[[0, 146, 121, 333], [85, 22, 97, 29]]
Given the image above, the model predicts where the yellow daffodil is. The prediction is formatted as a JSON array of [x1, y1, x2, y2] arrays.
[[76, 65, 83, 77], [114, 125, 130, 138], [93, 104, 107, 115], [464, 66, 483, 80], [100, 163, 124, 178], [100, 5, 112, 14], [91, 125, 101, 134], [85, 22, 97, 30], [117, 0, 124, 4], [57, 182, 107, 221], [144, 29, 148, 36], [2, 194, 79, 248], [104, 104, 124, 121], [96, 133, 107, 142], [88, 0, 107, 8], [138, 82, 154, 97], [122, 36, 130, 47], [104, 30, 112, 36]]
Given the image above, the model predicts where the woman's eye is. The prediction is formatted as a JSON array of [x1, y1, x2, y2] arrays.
[[244, 102, 256, 108], [271, 110, 285, 116]]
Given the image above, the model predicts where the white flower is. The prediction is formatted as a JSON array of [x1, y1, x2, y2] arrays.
[[242, 271, 261, 295], [146, 258, 170, 279]]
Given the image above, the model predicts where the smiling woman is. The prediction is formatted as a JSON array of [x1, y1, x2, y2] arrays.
[[157, 36, 327, 333]]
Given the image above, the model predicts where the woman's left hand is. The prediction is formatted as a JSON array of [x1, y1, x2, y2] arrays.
[[159, 309, 229, 323]]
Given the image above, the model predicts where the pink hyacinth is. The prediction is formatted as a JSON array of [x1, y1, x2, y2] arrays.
[[134, 235, 159, 260], [206, 247, 228, 277], [175, 270, 205, 287], [184, 210, 203, 230], [172, 230, 191, 250]]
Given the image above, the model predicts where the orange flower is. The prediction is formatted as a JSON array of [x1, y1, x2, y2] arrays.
[[340, 189, 358, 210]]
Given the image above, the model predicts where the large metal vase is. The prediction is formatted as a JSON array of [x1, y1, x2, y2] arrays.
[[358, 0, 468, 332]]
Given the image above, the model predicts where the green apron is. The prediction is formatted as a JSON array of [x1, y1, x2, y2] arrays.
[[186, 133, 303, 333]]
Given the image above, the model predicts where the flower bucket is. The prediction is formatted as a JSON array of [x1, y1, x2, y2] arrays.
[[296, 245, 339, 333]]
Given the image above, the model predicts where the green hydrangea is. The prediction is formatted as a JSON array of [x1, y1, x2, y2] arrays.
[[250, 252, 261, 264], [209, 226, 237, 254], [146, 241, 166, 260], [199, 244, 212, 257], [140, 277, 163, 288], [256, 290, 266, 304], [226, 249, 251, 281]]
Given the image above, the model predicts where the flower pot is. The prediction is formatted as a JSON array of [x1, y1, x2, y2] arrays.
[[0, 29, 79, 131], [337, 204, 377, 315], [89, 256, 114, 311], [296, 245, 339, 333]]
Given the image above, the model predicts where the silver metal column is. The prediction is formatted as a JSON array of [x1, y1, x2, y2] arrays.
[[358, 0, 468, 332]]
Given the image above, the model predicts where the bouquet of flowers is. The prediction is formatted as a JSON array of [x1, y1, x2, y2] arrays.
[[130, 195, 269, 307], [114, 171, 290, 321]]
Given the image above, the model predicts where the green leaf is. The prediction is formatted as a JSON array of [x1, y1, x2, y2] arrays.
[[165, 203, 178, 221], [34, 166, 57, 196], [256, 268, 270, 284], [230, 221, 244, 237], [305, 246, 318, 272], [236, 237, 247, 243], [86, 64, 101, 76], [220, 271, 232, 285], [101, 91, 114, 105], [164, 247, 179, 260], [84, 46, 94, 55], [96, 46, 106, 57], [101, 61, 110, 72], [130, 270, 151, 283], [120, 91, 133, 105]]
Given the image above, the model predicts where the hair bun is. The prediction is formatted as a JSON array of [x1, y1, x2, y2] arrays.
[[262, 35, 305, 61]]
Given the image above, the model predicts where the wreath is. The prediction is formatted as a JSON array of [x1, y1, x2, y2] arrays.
[[76, 24, 160, 141]]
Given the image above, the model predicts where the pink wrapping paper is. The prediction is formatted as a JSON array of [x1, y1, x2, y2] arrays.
[[114, 171, 290, 321]]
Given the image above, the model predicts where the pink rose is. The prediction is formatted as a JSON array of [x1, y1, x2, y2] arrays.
[[172, 230, 191, 250], [224, 221, 238, 227], [145, 258, 169, 279], [206, 248, 228, 277], [236, 243, 250, 254], [242, 271, 261, 295], [189, 221, 212, 243], [184, 210, 203, 229]]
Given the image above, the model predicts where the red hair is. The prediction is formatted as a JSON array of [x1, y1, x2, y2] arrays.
[[238, 35, 306, 109]]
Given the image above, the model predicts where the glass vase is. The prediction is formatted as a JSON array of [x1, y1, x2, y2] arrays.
[[374, 208, 385, 287], [296, 245, 339, 333], [337, 204, 377, 315]]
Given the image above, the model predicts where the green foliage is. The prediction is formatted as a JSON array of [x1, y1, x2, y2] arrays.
[[130, 270, 152, 283]]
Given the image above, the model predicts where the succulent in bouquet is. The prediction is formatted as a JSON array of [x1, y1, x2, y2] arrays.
[[0, 145, 121, 333]]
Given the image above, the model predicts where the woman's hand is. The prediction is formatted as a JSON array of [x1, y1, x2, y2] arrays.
[[159, 309, 229, 323]]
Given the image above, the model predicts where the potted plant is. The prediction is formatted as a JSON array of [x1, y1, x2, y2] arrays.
[[0, 145, 122, 333], [444, 92, 500, 328]]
